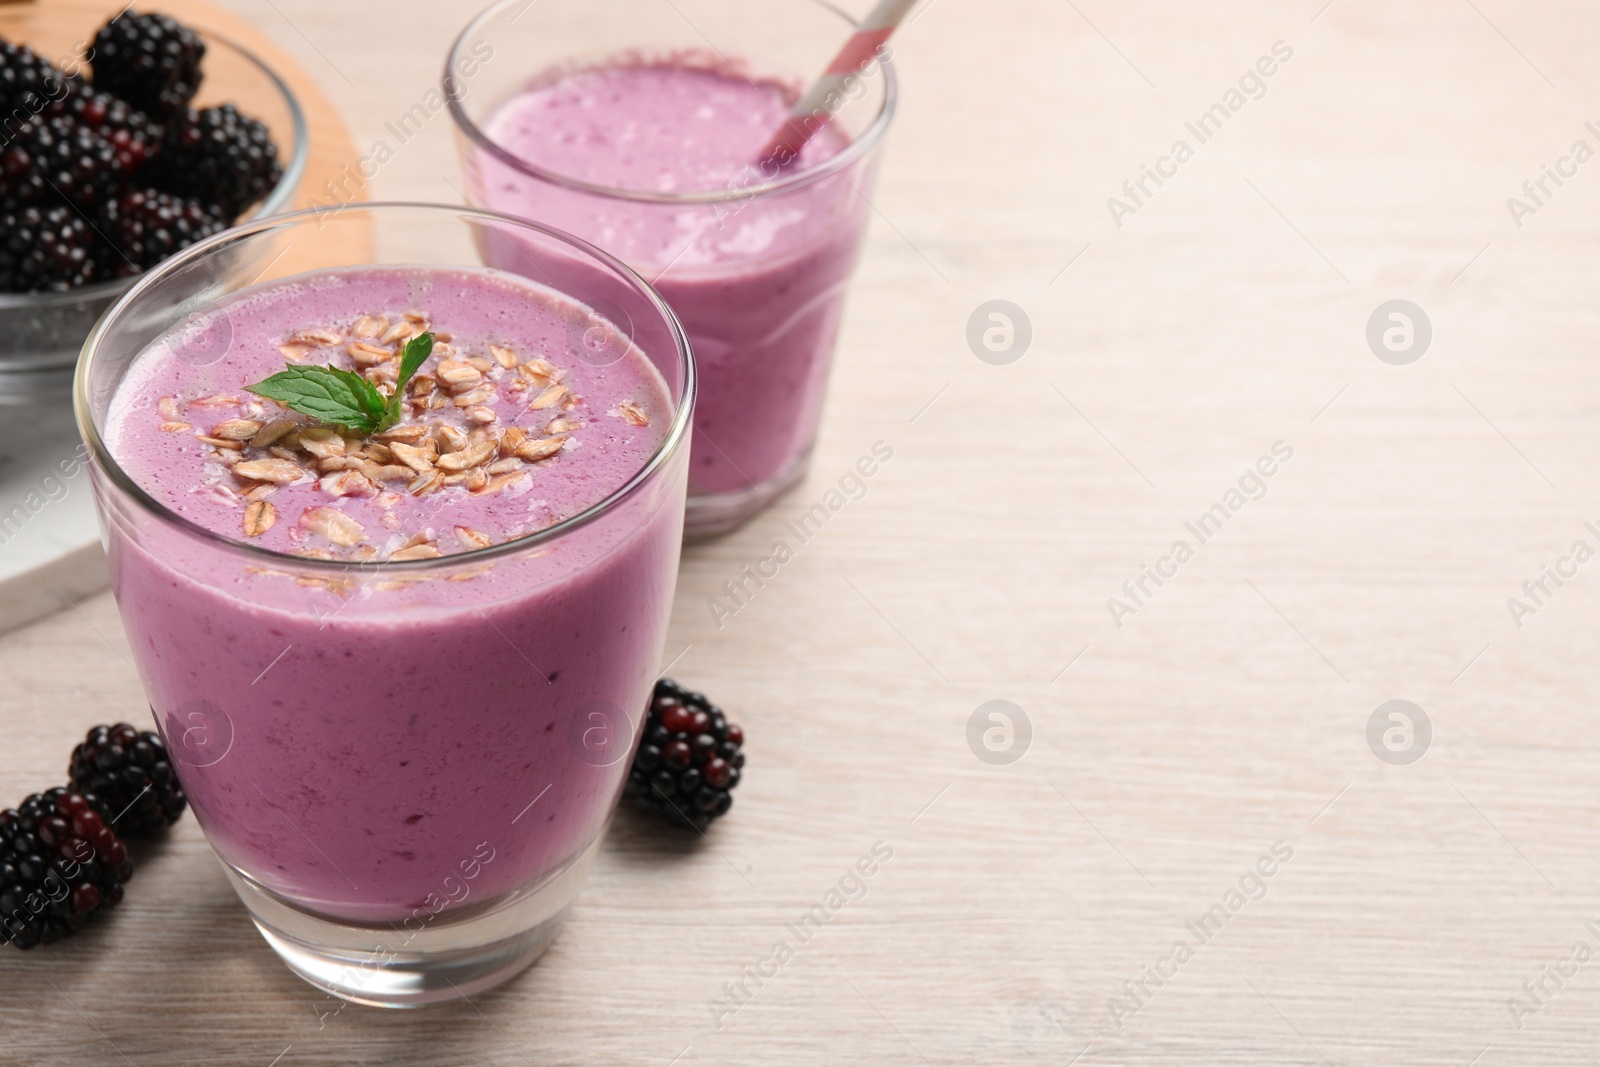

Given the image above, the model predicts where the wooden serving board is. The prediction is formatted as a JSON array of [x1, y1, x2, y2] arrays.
[[0, 0, 368, 635]]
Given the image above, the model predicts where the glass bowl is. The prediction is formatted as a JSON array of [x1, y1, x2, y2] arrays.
[[0, 29, 309, 405]]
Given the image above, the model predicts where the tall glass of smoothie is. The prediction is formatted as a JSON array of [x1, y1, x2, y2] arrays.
[[74, 203, 694, 1006], [445, 0, 896, 535]]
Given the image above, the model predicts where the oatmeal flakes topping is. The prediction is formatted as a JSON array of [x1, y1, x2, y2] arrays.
[[210, 418, 263, 441], [300, 506, 366, 547], [243, 500, 276, 536], [529, 384, 566, 410], [168, 310, 603, 562], [233, 457, 306, 484]]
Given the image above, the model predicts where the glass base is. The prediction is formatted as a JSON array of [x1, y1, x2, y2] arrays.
[[685, 447, 812, 538], [226, 833, 603, 1007]]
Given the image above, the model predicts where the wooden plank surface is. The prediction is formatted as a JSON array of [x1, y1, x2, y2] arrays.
[[4, 0, 1600, 1064]]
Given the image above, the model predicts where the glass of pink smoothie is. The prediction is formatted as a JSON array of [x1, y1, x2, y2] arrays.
[[74, 203, 694, 1006], [445, 0, 895, 535]]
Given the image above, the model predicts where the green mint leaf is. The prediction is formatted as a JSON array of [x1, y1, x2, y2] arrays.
[[395, 332, 433, 394], [247, 365, 387, 434], [347, 370, 390, 424], [246, 331, 434, 437], [380, 331, 434, 432]]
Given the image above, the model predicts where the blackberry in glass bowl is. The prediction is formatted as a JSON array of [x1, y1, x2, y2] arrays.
[[0, 17, 306, 405]]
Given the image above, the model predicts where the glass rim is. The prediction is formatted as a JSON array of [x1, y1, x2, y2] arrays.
[[73, 200, 697, 574], [0, 27, 310, 310], [442, 0, 898, 205]]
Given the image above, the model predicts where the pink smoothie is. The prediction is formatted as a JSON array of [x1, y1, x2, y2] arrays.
[[470, 54, 876, 506], [101, 265, 685, 922]]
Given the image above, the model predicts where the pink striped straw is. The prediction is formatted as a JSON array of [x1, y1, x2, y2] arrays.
[[757, 0, 918, 168]]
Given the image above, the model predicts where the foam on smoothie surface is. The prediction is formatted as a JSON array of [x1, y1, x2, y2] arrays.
[[481, 56, 849, 266], [107, 266, 670, 560]]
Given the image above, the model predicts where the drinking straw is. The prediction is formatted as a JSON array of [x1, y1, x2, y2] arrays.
[[757, 0, 919, 168]]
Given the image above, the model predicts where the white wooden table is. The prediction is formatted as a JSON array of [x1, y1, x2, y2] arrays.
[[4, 0, 1600, 1063]]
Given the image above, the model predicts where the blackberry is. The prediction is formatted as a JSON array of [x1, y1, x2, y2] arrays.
[[624, 679, 745, 832], [89, 11, 204, 117], [1, 114, 126, 210], [90, 232, 142, 282], [68, 723, 187, 837], [47, 87, 163, 171], [101, 187, 226, 271], [0, 140, 48, 213], [156, 104, 279, 216], [0, 40, 71, 115], [0, 788, 132, 949], [0, 203, 96, 292]]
